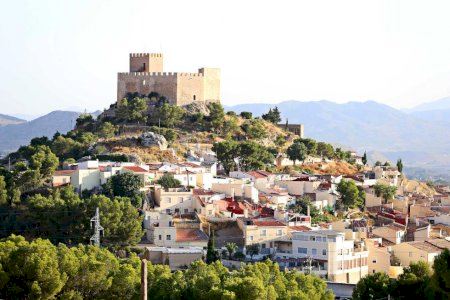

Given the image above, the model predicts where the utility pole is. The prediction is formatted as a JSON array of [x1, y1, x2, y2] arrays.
[[90, 207, 104, 246], [141, 259, 148, 300]]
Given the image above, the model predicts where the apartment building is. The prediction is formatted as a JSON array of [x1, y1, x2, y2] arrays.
[[289, 230, 369, 283]]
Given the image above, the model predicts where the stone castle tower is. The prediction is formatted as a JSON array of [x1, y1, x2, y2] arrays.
[[117, 53, 220, 106]]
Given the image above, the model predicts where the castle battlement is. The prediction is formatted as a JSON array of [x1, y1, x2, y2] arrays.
[[129, 53, 162, 58], [118, 53, 220, 106], [118, 72, 204, 77]]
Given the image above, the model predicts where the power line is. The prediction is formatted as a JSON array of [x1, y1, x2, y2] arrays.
[[90, 207, 104, 246]]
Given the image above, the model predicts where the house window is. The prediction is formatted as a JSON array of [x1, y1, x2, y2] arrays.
[[322, 249, 327, 256], [310, 236, 316, 241], [166, 197, 172, 203], [193, 95, 196, 101], [261, 229, 267, 237], [166, 235, 171, 240], [372, 259, 377, 263], [184, 209, 189, 214], [261, 243, 266, 249], [249, 236, 254, 241], [143, 63, 146, 70], [328, 237, 336, 242], [312, 248, 317, 255], [178, 197, 183, 203], [298, 247, 307, 254], [174, 208, 179, 213], [158, 235, 162, 240], [166, 209, 171, 214], [277, 229, 282, 236]]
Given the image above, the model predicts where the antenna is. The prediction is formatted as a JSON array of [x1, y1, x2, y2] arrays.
[[90, 207, 104, 246]]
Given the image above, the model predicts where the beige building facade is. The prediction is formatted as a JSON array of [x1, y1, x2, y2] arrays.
[[117, 53, 220, 106]]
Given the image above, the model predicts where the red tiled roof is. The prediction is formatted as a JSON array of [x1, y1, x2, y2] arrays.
[[247, 171, 268, 179], [252, 219, 286, 227], [193, 189, 215, 196], [289, 225, 311, 232], [53, 170, 75, 176], [176, 228, 208, 242], [123, 166, 148, 173]]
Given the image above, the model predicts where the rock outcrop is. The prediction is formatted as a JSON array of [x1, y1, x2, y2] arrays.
[[140, 131, 168, 150]]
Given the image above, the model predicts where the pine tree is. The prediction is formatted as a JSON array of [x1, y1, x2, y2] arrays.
[[206, 231, 219, 264], [396, 158, 403, 173], [362, 151, 367, 165]]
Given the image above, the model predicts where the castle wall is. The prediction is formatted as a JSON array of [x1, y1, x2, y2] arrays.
[[176, 73, 204, 106], [200, 68, 221, 103], [117, 72, 178, 104]]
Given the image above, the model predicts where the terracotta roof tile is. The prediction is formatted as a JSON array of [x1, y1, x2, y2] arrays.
[[123, 166, 148, 173], [176, 228, 208, 242]]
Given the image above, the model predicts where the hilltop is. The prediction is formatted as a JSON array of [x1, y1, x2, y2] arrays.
[[0, 114, 25, 126]]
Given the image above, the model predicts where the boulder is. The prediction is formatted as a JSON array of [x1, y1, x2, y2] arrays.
[[140, 131, 168, 150]]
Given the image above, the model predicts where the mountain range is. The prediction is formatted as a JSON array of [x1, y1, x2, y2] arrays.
[[227, 97, 450, 181], [0, 111, 81, 156], [0, 98, 448, 181]]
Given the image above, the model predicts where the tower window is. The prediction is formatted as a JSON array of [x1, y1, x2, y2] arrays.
[[143, 63, 146, 71], [193, 95, 196, 101]]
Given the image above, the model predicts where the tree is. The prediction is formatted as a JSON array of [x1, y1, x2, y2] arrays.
[[286, 141, 307, 165], [246, 244, 260, 260], [430, 248, 450, 298], [29, 145, 59, 179], [240, 111, 252, 119], [0, 176, 7, 205], [241, 119, 267, 140], [208, 102, 225, 132], [352, 272, 392, 300], [102, 172, 144, 207], [153, 103, 184, 128], [373, 183, 397, 203], [336, 179, 363, 209], [237, 141, 275, 171], [86, 195, 145, 246], [393, 261, 431, 299], [261, 107, 281, 124], [206, 231, 219, 264], [295, 138, 317, 156], [397, 158, 403, 173], [157, 173, 181, 190], [212, 140, 238, 174], [289, 196, 320, 219], [317, 142, 334, 159], [225, 242, 238, 259], [127, 97, 148, 124], [362, 151, 368, 165], [98, 121, 116, 139], [116, 98, 129, 121]]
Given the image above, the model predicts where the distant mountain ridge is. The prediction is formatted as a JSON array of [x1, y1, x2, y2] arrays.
[[406, 96, 450, 112], [0, 111, 81, 154], [227, 100, 450, 181], [0, 114, 26, 126]]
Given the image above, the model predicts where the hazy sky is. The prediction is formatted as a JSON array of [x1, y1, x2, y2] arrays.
[[2, 0, 450, 116]]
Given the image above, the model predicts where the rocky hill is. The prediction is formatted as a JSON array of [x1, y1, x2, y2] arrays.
[[0, 114, 26, 126]]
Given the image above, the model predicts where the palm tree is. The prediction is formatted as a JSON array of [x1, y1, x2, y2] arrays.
[[225, 242, 238, 259]]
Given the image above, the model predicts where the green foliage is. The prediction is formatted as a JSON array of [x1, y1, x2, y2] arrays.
[[102, 172, 144, 207], [336, 179, 364, 209], [207, 102, 225, 133], [373, 183, 397, 202], [362, 151, 368, 165], [246, 244, 260, 260], [222, 115, 240, 138], [286, 141, 308, 165], [0, 186, 144, 246], [115, 97, 148, 124], [76, 113, 95, 131], [0, 235, 141, 299], [240, 111, 253, 119], [97, 121, 116, 139], [212, 140, 239, 174], [430, 248, 450, 298], [152, 103, 184, 128], [295, 138, 317, 156], [397, 158, 403, 173], [237, 141, 275, 171], [352, 272, 392, 300], [289, 195, 320, 216], [206, 232, 220, 264], [225, 242, 238, 259], [317, 142, 335, 159], [261, 106, 281, 124], [157, 173, 181, 190], [0, 176, 8, 205], [241, 119, 267, 140]]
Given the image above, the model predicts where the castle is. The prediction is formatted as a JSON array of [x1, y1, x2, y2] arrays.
[[117, 53, 221, 106]]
